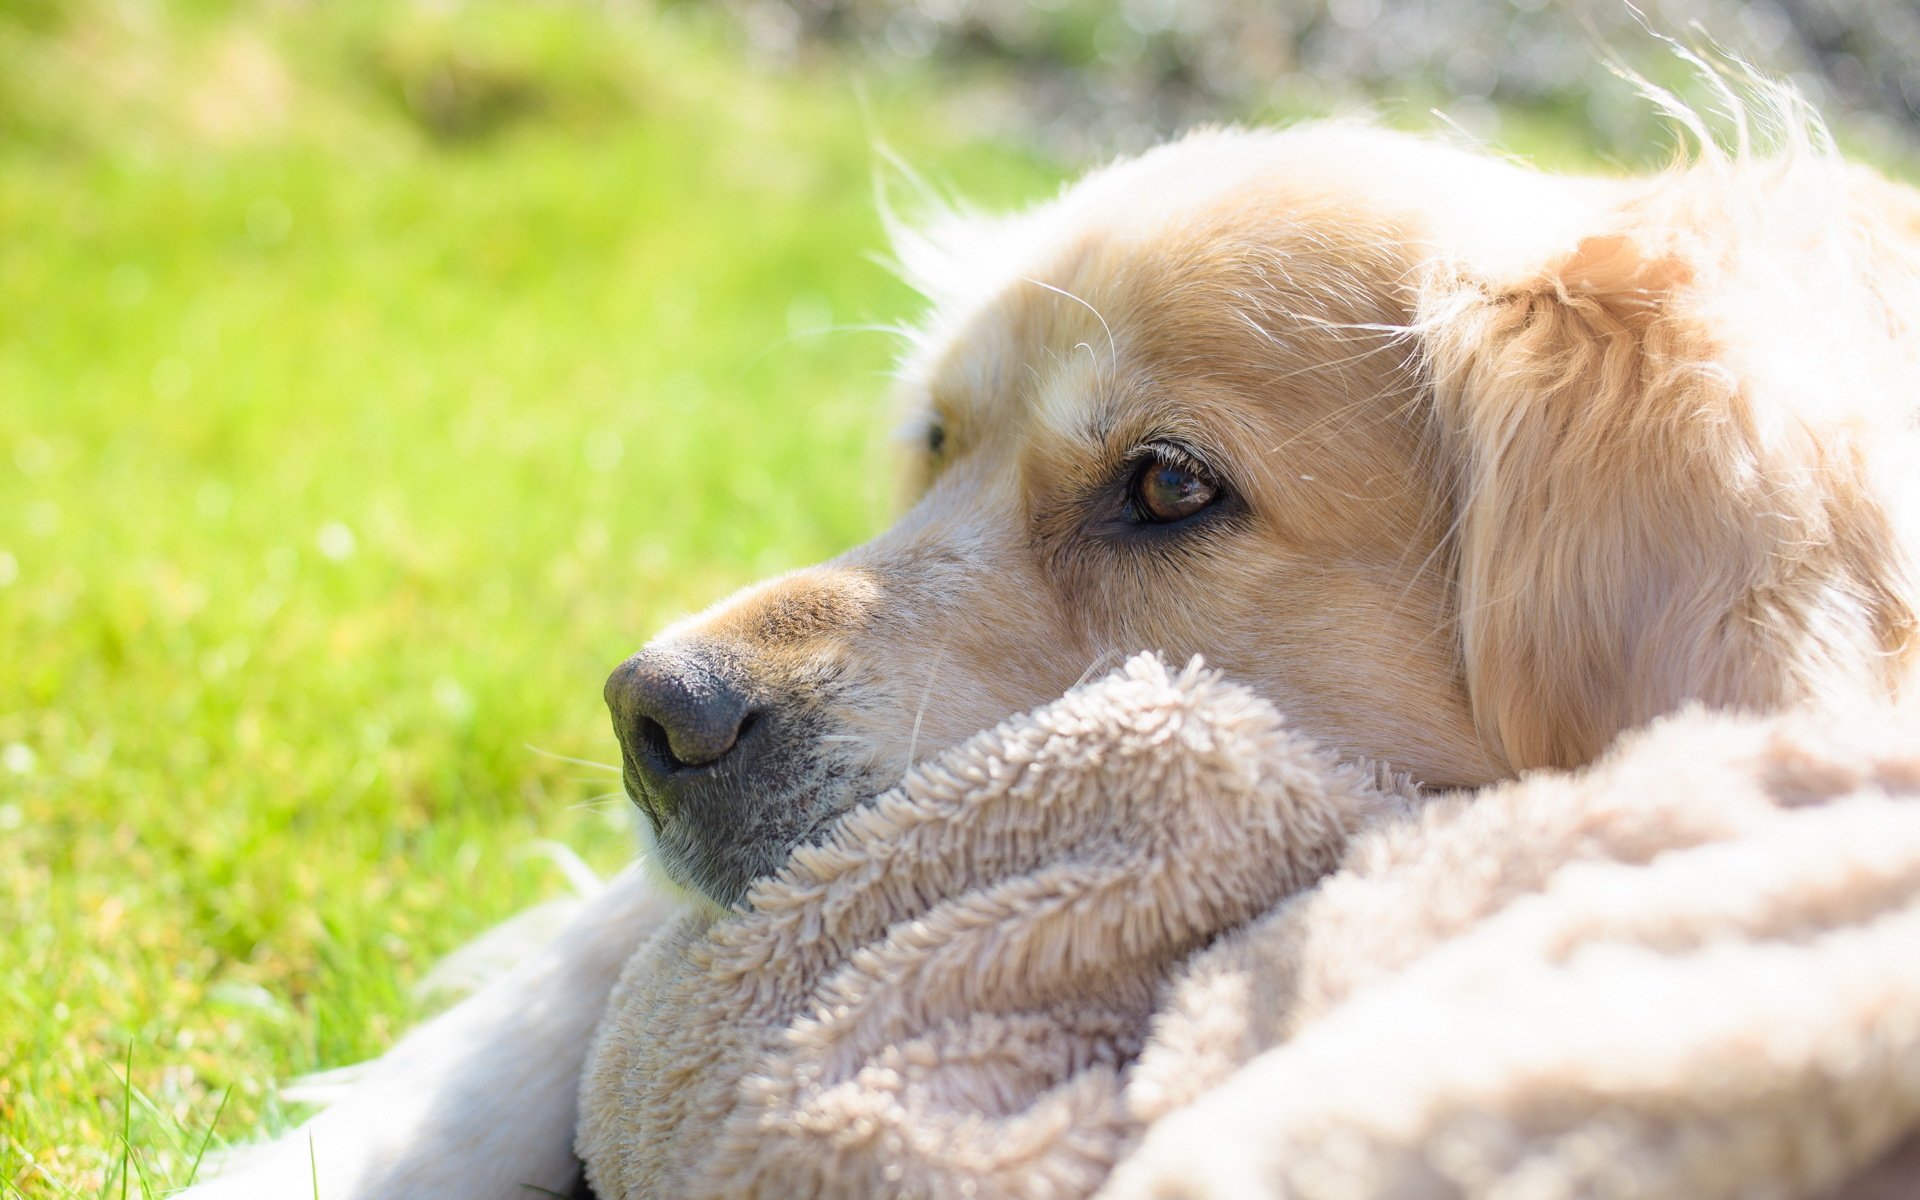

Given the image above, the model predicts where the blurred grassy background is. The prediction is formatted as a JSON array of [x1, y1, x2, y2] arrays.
[[2, 1, 1914, 1195]]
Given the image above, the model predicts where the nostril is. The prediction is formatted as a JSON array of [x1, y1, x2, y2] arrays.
[[635, 715, 680, 771], [634, 707, 759, 772], [608, 644, 758, 774]]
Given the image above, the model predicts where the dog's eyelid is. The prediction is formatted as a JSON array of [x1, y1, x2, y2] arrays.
[[1128, 438, 1222, 484]]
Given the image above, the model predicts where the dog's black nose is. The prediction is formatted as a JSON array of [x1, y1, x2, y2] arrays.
[[605, 646, 758, 778], [603, 642, 804, 906]]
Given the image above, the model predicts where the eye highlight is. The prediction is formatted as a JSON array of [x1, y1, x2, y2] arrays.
[[1128, 444, 1222, 525]]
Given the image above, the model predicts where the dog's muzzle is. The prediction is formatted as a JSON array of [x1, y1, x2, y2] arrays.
[[603, 641, 818, 907]]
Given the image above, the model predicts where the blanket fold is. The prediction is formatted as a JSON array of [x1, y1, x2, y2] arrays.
[[578, 654, 1920, 1200], [578, 655, 1412, 1198]]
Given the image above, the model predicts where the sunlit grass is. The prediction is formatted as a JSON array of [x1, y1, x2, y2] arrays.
[[0, 3, 1057, 1192]]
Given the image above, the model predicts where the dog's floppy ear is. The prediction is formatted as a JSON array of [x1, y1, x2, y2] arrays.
[[1421, 209, 1916, 772]]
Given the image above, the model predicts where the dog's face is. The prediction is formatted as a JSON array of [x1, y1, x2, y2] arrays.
[[608, 126, 1920, 907]]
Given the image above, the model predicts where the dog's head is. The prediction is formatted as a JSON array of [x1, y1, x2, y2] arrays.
[[607, 124, 1920, 907]]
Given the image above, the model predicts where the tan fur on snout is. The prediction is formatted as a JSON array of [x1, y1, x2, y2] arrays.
[[643, 117, 1920, 880]]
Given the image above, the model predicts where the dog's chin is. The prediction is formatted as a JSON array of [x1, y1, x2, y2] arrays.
[[641, 815, 800, 911], [629, 769, 895, 911]]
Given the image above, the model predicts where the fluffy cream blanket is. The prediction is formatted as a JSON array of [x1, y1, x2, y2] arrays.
[[576, 655, 1920, 1199]]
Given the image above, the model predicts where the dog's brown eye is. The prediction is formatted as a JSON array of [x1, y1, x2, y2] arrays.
[[1131, 453, 1219, 524], [927, 422, 946, 457]]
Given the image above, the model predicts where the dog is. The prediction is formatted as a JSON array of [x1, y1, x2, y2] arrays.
[[606, 115, 1920, 912], [185, 104, 1920, 1198]]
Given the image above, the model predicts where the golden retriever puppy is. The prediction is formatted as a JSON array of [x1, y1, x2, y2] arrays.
[[607, 118, 1920, 909], [187, 111, 1920, 1198]]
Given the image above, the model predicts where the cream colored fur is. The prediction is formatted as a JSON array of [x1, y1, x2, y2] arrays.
[[1108, 686, 1920, 1199], [571, 653, 1920, 1200], [182, 106, 1920, 1199]]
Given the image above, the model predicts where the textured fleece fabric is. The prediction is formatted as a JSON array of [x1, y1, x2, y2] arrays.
[[576, 654, 1920, 1200]]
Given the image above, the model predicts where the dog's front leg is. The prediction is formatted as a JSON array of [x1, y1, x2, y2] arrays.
[[181, 864, 680, 1200]]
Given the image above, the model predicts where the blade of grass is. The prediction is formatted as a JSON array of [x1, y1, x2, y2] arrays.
[[184, 1084, 235, 1186]]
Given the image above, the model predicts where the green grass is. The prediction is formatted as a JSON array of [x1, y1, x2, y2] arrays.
[[0, 3, 1058, 1193]]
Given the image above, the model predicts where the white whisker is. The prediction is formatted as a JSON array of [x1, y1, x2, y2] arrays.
[[1072, 647, 1124, 691], [1022, 276, 1118, 366], [568, 790, 630, 812], [524, 744, 623, 774], [904, 651, 945, 775]]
